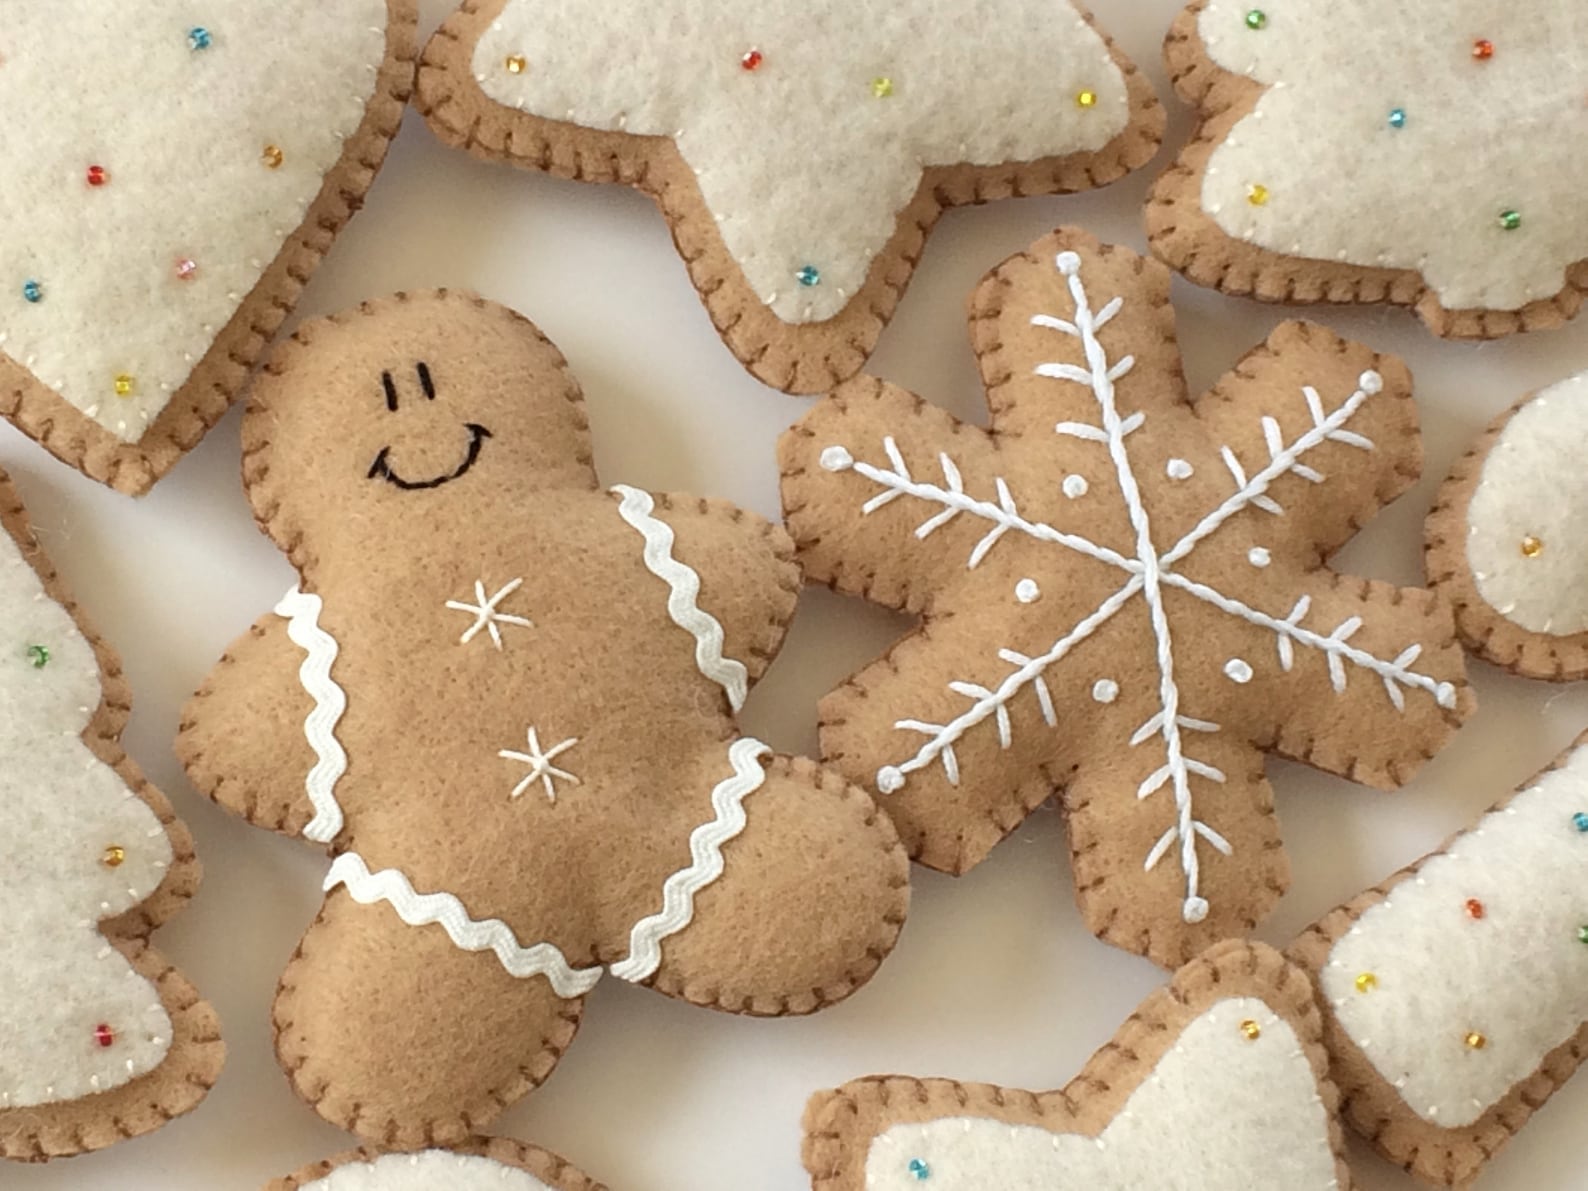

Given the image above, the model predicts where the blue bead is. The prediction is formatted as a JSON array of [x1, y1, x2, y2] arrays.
[[1387, 107, 1407, 129], [188, 27, 212, 51], [908, 1158, 931, 1180], [797, 265, 821, 288], [1574, 812, 1588, 833], [21, 280, 42, 304]]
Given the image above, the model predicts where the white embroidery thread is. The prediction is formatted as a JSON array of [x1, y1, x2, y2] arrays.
[[445, 577, 534, 649], [612, 484, 751, 712], [824, 250, 1457, 922], [610, 737, 771, 982], [277, 587, 350, 844], [499, 728, 581, 802], [323, 852, 604, 999]]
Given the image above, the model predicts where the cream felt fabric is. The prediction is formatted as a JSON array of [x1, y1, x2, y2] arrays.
[[473, 0, 1129, 325], [1322, 742, 1588, 1128], [0, 1, 389, 442], [864, 997, 1338, 1189], [1465, 372, 1588, 636], [1196, 0, 1588, 313], [298, 1151, 553, 1190], [0, 526, 173, 1108]]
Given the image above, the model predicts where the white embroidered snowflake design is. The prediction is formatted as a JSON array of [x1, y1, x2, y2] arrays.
[[499, 728, 580, 802], [446, 577, 534, 649], [820, 251, 1458, 923]]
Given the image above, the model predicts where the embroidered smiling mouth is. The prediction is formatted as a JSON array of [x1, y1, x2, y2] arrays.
[[367, 424, 493, 490]]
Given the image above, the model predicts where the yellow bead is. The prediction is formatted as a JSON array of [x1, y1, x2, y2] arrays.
[[1240, 1019, 1262, 1041], [505, 54, 527, 74], [113, 374, 135, 397], [101, 845, 126, 869], [871, 77, 895, 99], [1247, 183, 1271, 207], [1355, 972, 1378, 993], [1077, 89, 1098, 108], [1521, 535, 1544, 558], [1465, 1031, 1487, 1050], [262, 144, 285, 169]]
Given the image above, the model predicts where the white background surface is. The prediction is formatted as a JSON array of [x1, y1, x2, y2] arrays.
[[7, 2, 1587, 1188]]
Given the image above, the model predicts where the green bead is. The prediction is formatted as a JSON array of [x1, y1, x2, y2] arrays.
[[25, 644, 49, 668], [1245, 9, 1268, 29], [1499, 209, 1522, 231], [1579, 925, 1588, 945]]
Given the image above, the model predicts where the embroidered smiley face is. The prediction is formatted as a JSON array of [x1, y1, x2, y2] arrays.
[[366, 361, 494, 490]]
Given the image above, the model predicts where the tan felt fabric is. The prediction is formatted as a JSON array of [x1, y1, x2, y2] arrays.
[[0, 474, 223, 1161], [0, 1, 417, 495], [780, 228, 1474, 970], [177, 290, 909, 1147], [1426, 393, 1588, 681], [803, 940, 1354, 1191], [1146, 0, 1588, 340], [414, 0, 1165, 396], [1288, 737, 1588, 1188], [266, 1137, 606, 1191]]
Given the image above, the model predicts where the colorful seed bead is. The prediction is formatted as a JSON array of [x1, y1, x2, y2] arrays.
[[25, 644, 49, 668], [101, 845, 126, 869], [1521, 534, 1544, 557], [188, 26, 212, 51], [87, 165, 108, 187], [1465, 899, 1485, 920], [741, 48, 764, 71], [94, 1023, 115, 1048], [908, 1158, 931, 1181], [1245, 9, 1267, 29], [1499, 209, 1522, 232], [261, 144, 285, 169], [1387, 107, 1407, 129], [1464, 1031, 1487, 1050], [1573, 812, 1588, 832], [871, 77, 895, 98], [797, 265, 821, 287], [113, 374, 136, 397], [1473, 39, 1495, 60], [1578, 925, 1588, 945], [21, 279, 42, 304], [175, 258, 199, 281], [1240, 1019, 1262, 1041], [1355, 972, 1378, 993], [1247, 183, 1271, 207], [1076, 89, 1098, 108], [504, 54, 527, 74]]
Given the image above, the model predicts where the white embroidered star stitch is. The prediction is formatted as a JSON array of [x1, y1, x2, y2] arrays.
[[446, 577, 535, 649], [499, 728, 580, 802], [821, 250, 1460, 924]]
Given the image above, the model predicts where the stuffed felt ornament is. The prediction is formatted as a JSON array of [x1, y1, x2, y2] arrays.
[[804, 941, 1356, 1190], [0, 1, 416, 493], [415, 0, 1164, 394], [780, 228, 1474, 969], [0, 472, 222, 1161], [176, 290, 910, 1146], [1149, 0, 1588, 339], [268, 1139, 606, 1191]]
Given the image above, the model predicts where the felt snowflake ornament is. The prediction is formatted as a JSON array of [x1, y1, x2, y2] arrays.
[[269, 1138, 605, 1191], [417, 0, 1164, 393], [805, 942, 1356, 1191], [1149, 0, 1588, 338], [781, 229, 1474, 968], [1292, 734, 1588, 1187], [177, 290, 909, 1147], [0, 474, 221, 1160], [0, 1, 415, 492]]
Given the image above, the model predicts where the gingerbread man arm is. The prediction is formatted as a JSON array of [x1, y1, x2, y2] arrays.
[[780, 378, 1004, 615], [177, 612, 320, 839]]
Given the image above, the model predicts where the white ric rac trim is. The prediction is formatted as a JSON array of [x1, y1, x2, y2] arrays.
[[276, 586, 349, 844]]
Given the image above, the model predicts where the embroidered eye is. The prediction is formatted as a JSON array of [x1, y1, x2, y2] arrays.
[[381, 370, 399, 412], [417, 361, 436, 400]]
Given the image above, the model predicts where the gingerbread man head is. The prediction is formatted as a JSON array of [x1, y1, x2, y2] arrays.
[[179, 290, 909, 1145]]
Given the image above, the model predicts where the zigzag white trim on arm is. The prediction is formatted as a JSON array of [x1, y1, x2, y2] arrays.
[[324, 852, 604, 999], [609, 737, 770, 982], [277, 586, 349, 845], [613, 484, 750, 712]]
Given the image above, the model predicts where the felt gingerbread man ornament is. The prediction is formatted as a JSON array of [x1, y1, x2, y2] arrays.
[[781, 229, 1474, 968], [177, 291, 909, 1146]]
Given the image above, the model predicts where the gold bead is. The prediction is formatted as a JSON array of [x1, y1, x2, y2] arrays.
[[1464, 1031, 1487, 1050], [1247, 183, 1271, 207], [1355, 972, 1378, 993], [101, 845, 126, 869], [871, 76, 895, 99], [1077, 89, 1098, 108], [1240, 1019, 1262, 1041], [1521, 535, 1544, 558], [261, 144, 285, 169], [113, 374, 135, 397], [505, 54, 527, 75]]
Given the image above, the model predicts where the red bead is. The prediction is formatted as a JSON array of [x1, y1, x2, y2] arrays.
[[1472, 39, 1494, 60], [1465, 898, 1485, 920], [740, 49, 763, 71], [86, 165, 108, 187], [93, 1023, 115, 1048]]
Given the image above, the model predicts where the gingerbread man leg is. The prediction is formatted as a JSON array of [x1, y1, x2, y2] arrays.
[[275, 892, 583, 1147]]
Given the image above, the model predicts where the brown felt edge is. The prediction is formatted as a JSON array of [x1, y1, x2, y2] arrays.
[[1287, 736, 1588, 1188], [801, 940, 1355, 1191], [1424, 392, 1588, 682], [264, 1137, 608, 1191], [1143, 0, 1588, 341], [414, 0, 1167, 396], [0, 473, 223, 1161], [0, 0, 419, 496]]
